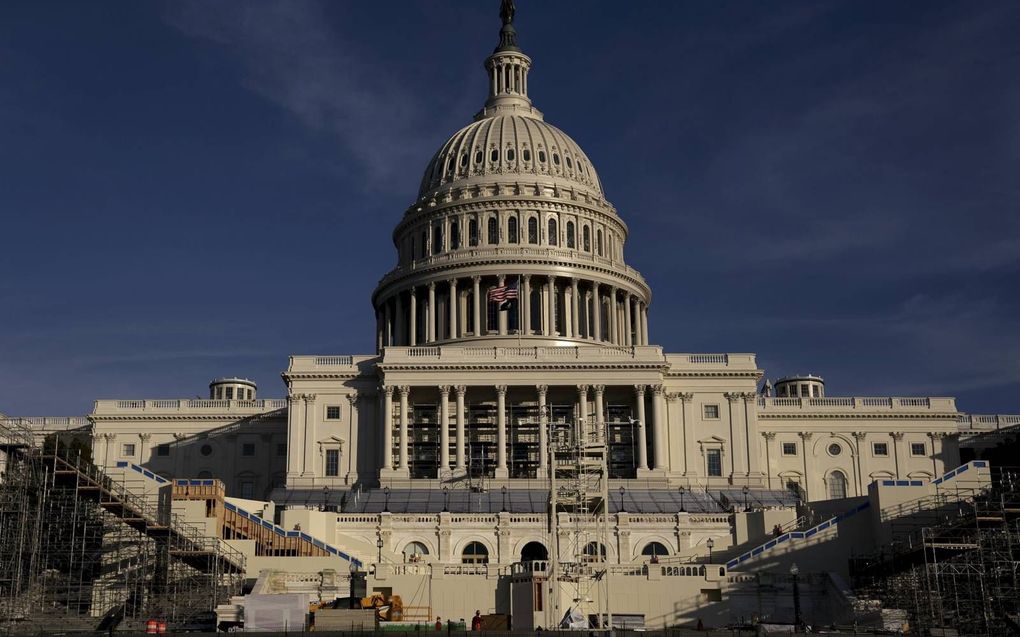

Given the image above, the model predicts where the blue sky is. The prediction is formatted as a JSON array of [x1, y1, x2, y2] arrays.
[[1, 1, 1018, 415]]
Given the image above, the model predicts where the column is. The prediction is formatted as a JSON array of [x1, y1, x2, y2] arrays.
[[537, 385, 549, 474], [853, 432, 868, 495], [448, 279, 458, 339], [398, 386, 410, 472], [546, 276, 556, 336], [302, 394, 316, 476], [472, 276, 481, 336], [593, 385, 605, 443], [762, 432, 777, 489], [376, 310, 383, 352], [725, 393, 747, 478], [800, 432, 815, 499], [384, 301, 392, 347], [577, 385, 589, 440], [570, 279, 580, 338], [409, 287, 417, 346], [584, 290, 593, 339], [439, 386, 451, 474], [592, 283, 602, 342], [928, 432, 946, 477], [651, 385, 667, 470], [498, 276, 508, 336], [455, 386, 467, 471], [563, 286, 573, 338], [891, 432, 904, 479], [427, 282, 436, 342], [523, 275, 532, 334], [632, 299, 642, 346], [542, 278, 552, 336], [641, 303, 649, 345], [496, 385, 508, 478], [346, 393, 360, 481], [138, 433, 152, 464], [609, 288, 618, 344], [679, 393, 694, 476], [742, 392, 763, 477], [395, 292, 404, 346], [620, 293, 628, 344], [381, 388, 393, 470], [634, 385, 648, 471]]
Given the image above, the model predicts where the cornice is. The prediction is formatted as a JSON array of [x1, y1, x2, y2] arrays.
[[91, 414, 288, 423], [757, 412, 961, 421], [397, 196, 626, 237], [376, 362, 668, 373]]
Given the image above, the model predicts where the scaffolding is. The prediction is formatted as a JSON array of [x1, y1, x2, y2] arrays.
[[0, 417, 244, 633], [851, 468, 1020, 635], [545, 392, 612, 631]]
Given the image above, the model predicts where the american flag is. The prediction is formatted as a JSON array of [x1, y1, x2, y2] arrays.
[[488, 279, 519, 309]]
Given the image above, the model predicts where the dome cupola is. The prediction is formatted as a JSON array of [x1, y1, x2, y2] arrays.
[[372, 0, 653, 351]]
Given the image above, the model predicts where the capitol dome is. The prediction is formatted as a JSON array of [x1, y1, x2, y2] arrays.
[[418, 115, 604, 200], [372, 4, 652, 350]]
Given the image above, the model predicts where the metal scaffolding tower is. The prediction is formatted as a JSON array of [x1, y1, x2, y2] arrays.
[[545, 389, 613, 631], [0, 417, 244, 633]]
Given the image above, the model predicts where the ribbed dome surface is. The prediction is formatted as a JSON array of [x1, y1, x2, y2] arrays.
[[418, 115, 603, 199]]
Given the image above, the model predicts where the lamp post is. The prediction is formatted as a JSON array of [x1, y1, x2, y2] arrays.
[[501, 485, 507, 512], [619, 486, 626, 512], [348, 559, 361, 609], [790, 562, 802, 629], [322, 486, 330, 512], [678, 486, 686, 513], [706, 537, 715, 563], [382, 485, 390, 512], [376, 536, 384, 565], [742, 485, 750, 512], [443, 486, 449, 512]]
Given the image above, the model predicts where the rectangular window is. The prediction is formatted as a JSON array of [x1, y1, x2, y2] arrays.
[[242, 443, 256, 457], [240, 481, 255, 499], [326, 405, 342, 420], [225, 387, 234, 399], [122, 443, 136, 457], [911, 442, 926, 456], [781, 442, 797, 456], [156, 444, 170, 457], [873, 442, 889, 456], [276, 443, 287, 457], [706, 449, 722, 476], [800, 385, 810, 397], [703, 404, 720, 419], [325, 449, 340, 477]]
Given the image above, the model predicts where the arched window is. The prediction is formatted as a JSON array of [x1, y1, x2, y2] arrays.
[[462, 542, 489, 564], [468, 218, 479, 247], [827, 470, 848, 500], [507, 217, 519, 243], [432, 224, 443, 255], [583, 226, 591, 252], [487, 217, 499, 245], [641, 542, 669, 558], [403, 541, 429, 562], [548, 218, 558, 246], [583, 542, 606, 563], [520, 541, 548, 562], [421, 232, 428, 258], [527, 217, 538, 244], [450, 220, 460, 250], [596, 229, 603, 256], [566, 221, 576, 249]]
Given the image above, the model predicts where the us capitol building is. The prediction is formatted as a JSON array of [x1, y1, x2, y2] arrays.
[[23, 2, 1015, 629]]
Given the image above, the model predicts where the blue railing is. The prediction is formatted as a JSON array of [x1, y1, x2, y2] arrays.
[[115, 461, 170, 485], [726, 501, 871, 570], [932, 460, 988, 486], [222, 500, 363, 569]]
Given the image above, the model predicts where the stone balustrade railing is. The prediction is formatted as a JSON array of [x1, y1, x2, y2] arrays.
[[757, 396, 958, 412], [336, 512, 730, 528], [957, 414, 1020, 431], [92, 399, 288, 415], [381, 344, 663, 363], [16, 416, 91, 428]]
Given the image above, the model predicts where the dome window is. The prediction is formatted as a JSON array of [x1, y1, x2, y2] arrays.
[[468, 218, 479, 247], [432, 223, 443, 255], [527, 217, 538, 244], [566, 221, 576, 249], [538, 150, 546, 163], [523, 149, 531, 162], [552, 153, 561, 166], [460, 154, 468, 167], [490, 148, 499, 163], [487, 217, 499, 245], [507, 148, 515, 162], [583, 226, 591, 252], [450, 220, 460, 250], [548, 218, 558, 246], [566, 156, 573, 169], [596, 229, 603, 256], [507, 217, 519, 244], [474, 150, 483, 164]]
